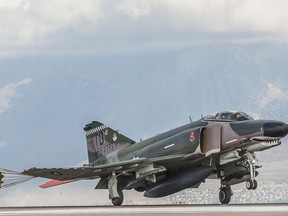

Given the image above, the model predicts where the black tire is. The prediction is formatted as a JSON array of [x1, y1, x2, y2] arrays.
[[246, 180, 254, 190], [219, 187, 231, 204], [252, 180, 257, 190], [111, 190, 124, 206]]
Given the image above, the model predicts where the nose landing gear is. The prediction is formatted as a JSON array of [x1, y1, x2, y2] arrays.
[[244, 152, 258, 191], [246, 179, 257, 190]]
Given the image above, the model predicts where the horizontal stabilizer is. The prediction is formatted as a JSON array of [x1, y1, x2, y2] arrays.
[[0, 168, 34, 189]]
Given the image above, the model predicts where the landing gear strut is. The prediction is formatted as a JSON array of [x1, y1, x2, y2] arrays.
[[108, 172, 124, 206], [244, 152, 258, 191], [219, 185, 232, 204]]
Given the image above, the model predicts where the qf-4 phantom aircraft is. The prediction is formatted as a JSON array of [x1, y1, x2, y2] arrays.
[[2, 111, 288, 206]]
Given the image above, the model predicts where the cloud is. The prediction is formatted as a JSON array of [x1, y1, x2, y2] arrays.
[[159, 0, 288, 34], [1, 0, 288, 56], [116, 0, 159, 18], [0, 78, 32, 113], [258, 82, 288, 109], [0, 0, 103, 49]]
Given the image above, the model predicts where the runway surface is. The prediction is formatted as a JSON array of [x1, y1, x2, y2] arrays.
[[0, 204, 287, 216]]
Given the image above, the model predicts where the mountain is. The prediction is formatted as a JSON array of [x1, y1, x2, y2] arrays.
[[1, 41, 288, 206]]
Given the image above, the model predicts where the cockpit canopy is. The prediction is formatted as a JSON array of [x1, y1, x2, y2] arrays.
[[204, 111, 254, 122]]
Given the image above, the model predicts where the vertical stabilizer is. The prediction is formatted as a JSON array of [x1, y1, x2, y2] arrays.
[[84, 121, 135, 165]]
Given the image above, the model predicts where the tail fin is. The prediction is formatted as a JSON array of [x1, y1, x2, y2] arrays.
[[83, 121, 135, 165]]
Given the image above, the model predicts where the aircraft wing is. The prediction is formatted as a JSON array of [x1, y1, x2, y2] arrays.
[[22, 158, 150, 181], [22, 154, 206, 181]]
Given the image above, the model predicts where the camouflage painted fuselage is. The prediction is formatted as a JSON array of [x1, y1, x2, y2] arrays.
[[83, 111, 287, 193], [85, 115, 286, 170]]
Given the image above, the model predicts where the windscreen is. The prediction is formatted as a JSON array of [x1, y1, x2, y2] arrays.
[[204, 111, 254, 121]]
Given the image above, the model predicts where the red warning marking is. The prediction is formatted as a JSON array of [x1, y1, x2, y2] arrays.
[[189, 132, 195, 142]]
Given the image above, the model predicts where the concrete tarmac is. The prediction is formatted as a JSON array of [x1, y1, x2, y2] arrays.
[[0, 204, 287, 216]]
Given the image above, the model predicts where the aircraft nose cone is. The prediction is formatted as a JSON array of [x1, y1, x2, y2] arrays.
[[263, 121, 288, 137]]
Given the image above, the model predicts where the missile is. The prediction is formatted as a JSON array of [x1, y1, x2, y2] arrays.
[[144, 166, 215, 198]]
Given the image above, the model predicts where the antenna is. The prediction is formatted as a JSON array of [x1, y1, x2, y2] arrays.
[[189, 116, 192, 123]]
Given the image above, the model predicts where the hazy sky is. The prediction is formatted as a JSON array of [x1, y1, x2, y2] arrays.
[[1, 0, 288, 206]]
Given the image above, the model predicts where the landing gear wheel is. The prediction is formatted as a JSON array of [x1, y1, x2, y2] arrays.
[[246, 180, 253, 190], [111, 190, 124, 206], [252, 180, 257, 190], [219, 186, 231, 204], [246, 180, 257, 190]]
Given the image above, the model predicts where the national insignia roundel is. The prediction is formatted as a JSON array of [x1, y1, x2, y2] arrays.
[[189, 132, 195, 142]]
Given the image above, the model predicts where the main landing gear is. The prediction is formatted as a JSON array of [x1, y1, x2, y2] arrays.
[[111, 189, 124, 206], [108, 172, 124, 206], [219, 185, 232, 204]]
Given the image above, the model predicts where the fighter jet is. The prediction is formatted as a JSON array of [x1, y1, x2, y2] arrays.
[[16, 111, 288, 205]]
